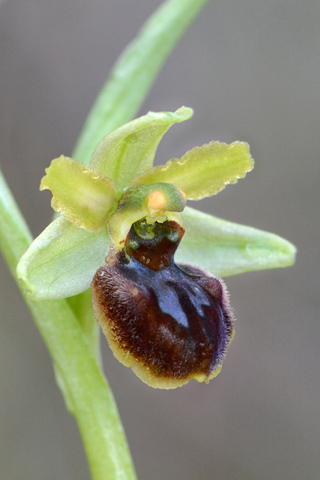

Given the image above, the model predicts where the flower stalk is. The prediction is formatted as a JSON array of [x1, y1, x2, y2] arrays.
[[0, 168, 137, 480]]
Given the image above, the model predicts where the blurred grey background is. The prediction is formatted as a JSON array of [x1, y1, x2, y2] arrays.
[[0, 1, 319, 479]]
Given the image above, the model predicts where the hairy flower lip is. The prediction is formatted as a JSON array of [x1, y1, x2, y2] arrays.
[[92, 220, 234, 389]]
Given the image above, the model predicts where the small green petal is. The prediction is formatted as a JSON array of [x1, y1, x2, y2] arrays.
[[16, 216, 110, 300], [108, 183, 186, 248], [40, 156, 117, 231], [89, 107, 193, 197], [132, 141, 254, 200], [177, 207, 297, 277]]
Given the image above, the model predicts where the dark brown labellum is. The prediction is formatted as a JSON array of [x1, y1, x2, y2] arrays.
[[92, 219, 234, 388]]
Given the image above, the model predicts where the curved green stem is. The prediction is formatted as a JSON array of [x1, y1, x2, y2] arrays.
[[0, 167, 137, 480]]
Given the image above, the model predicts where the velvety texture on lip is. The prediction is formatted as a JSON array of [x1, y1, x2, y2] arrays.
[[92, 220, 234, 388]]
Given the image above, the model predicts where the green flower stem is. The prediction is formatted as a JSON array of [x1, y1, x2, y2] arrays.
[[73, 0, 211, 165], [0, 167, 137, 480], [68, 288, 102, 363]]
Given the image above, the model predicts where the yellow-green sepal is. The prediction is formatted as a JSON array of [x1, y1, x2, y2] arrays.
[[16, 216, 111, 300], [177, 207, 297, 277], [89, 107, 193, 198], [132, 141, 254, 199], [40, 156, 117, 231]]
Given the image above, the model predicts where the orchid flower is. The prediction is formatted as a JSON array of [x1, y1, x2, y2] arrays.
[[16, 107, 296, 388]]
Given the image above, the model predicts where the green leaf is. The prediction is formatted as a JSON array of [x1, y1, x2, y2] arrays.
[[72, 0, 211, 165], [41, 156, 117, 231], [89, 107, 193, 197], [0, 168, 33, 279], [17, 217, 110, 300], [177, 206, 297, 277], [132, 141, 254, 199]]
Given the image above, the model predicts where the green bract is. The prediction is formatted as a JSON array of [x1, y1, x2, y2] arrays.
[[16, 107, 296, 301]]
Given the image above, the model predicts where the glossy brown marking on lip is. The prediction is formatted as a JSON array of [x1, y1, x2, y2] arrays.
[[126, 219, 184, 270], [92, 220, 234, 389]]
